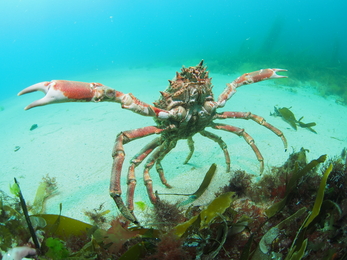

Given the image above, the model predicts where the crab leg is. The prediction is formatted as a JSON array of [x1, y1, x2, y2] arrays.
[[126, 137, 162, 212], [211, 123, 265, 173], [155, 141, 177, 188], [217, 69, 287, 107], [183, 136, 195, 164], [18, 80, 173, 120], [199, 130, 231, 172], [143, 140, 177, 204], [215, 111, 287, 150], [110, 126, 164, 223]]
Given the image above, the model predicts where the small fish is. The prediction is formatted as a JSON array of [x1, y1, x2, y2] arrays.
[[277, 107, 297, 130], [273, 107, 317, 133], [297, 117, 317, 133]]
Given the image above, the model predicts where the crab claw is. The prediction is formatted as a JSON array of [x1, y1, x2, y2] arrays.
[[233, 68, 287, 85], [18, 80, 100, 110], [266, 68, 288, 79]]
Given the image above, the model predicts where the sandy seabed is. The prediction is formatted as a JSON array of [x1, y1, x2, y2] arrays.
[[1, 66, 346, 224]]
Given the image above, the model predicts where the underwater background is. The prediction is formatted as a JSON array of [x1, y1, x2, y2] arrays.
[[2, 0, 347, 259], [1, 0, 346, 100]]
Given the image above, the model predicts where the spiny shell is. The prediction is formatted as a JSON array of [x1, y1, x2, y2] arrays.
[[154, 60, 213, 110]]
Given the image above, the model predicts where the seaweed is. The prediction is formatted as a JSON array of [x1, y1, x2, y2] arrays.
[[0, 191, 27, 251], [252, 207, 307, 259], [265, 154, 326, 218], [97, 216, 142, 255], [45, 237, 70, 259], [151, 200, 185, 230], [324, 151, 347, 203], [284, 164, 333, 259], [157, 163, 217, 206], [304, 164, 333, 227], [84, 203, 110, 226], [186, 163, 216, 202], [35, 212, 94, 239], [29, 175, 57, 215], [14, 178, 41, 251], [2, 149, 347, 259], [173, 192, 235, 237], [117, 241, 147, 260], [217, 169, 253, 198]]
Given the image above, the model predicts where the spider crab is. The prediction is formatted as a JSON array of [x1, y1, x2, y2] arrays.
[[18, 60, 287, 223]]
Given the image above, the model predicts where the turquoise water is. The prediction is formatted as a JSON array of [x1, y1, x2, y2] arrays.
[[1, 1, 347, 257], [1, 0, 346, 99]]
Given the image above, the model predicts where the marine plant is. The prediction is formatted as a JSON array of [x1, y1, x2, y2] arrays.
[[1, 149, 347, 259], [84, 203, 110, 227]]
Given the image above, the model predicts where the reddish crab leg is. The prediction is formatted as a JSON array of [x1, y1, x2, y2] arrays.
[[18, 80, 172, 120], [212, 123, 265, 173], [155, 141, 176, 188], [142, 141, 174, 204], [200, 130, 231, 172], [217, 68, 287, 107], [110, 126, 164, 223], [126, 137, 162, 212], [215, 111, 287, 150]]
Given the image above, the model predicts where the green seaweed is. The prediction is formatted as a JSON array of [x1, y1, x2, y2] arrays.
[[178, 163, 217, 206], [266, 154, 326, 218], [0, 192, 26, 251], [304, 163, 333, 227], [204, 214, 229, 259], [1, 148, 346, 258], [34, 213, 94, 239], [158, 164, 217, 206], [252, 207, 307, 259], [9, 182, 20, 197], [284, 164, 333, 259], [30, 175, 57, 215], [118, 241, 147, 260], [253, 163, 333, 259], [45, 237, 70, 259], [240, 234, 254, 260], [134, 201, 147, 211], [199, 191, 234, 228], [190, 163, 217, 199], [173, 191, 234, 237], [287, 239, 308, 260]]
